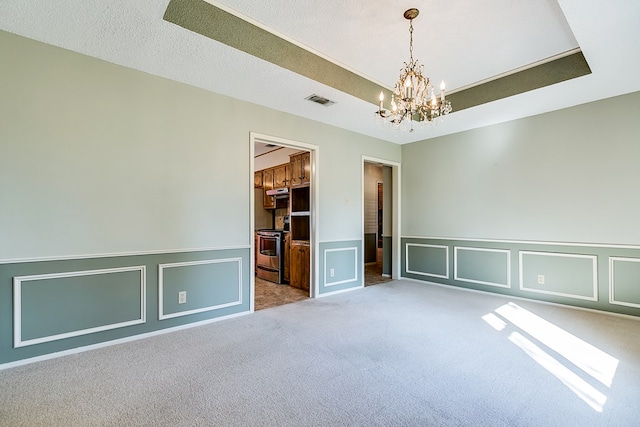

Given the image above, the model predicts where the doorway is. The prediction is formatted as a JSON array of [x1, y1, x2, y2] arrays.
[[362, 157, 400, 286], [250, 133, 318, 312]]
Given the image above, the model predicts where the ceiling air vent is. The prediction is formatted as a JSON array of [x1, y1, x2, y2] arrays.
[[305, 94, 336, 107]]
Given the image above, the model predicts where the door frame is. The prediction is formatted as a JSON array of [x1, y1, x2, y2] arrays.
[[250, 132, 320, 312], [362, 156, 401, 280]]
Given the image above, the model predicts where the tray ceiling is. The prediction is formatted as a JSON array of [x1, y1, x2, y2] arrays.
[[1, 0, 639, 144]]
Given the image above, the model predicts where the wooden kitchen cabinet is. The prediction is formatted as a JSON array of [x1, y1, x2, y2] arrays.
[[273, 164, 289, 188], [290, 152, 310, 186], [262, 168, 275, 209], [254, 170, 263, 188], [290, 241, 310, 291]]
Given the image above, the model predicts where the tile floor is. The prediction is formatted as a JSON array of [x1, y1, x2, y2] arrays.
[[254, 277, 309, 311], [364, 261, 393, 286]]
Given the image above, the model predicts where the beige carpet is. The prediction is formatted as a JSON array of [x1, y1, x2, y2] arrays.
[[1, 280, 639, 426]]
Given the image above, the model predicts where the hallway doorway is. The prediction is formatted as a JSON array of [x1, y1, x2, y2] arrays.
[[364, 181, 392, 286], [363, 159, 397, 286]]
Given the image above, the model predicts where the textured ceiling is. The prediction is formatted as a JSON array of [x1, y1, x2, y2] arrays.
[[1, 0, 639, 144]]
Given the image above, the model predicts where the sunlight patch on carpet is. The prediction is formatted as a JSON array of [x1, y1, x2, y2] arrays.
[[507, 331, 607, 412], [482, 302, 619, 412], [481, 313, 507, 331]]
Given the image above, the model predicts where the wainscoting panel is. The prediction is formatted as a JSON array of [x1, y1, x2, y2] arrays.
[[405, 243, 449, 279], [324, 248, 358, 288], [609, 257, 640, 308], [401, 237, 640, 317], [454, 247, 510, 288], [14, 266, 145, 348], [159, 258, 242, 320], [519, 251, 597, 301], [319, 240, 363, 295], [0, 247, 250, 366]]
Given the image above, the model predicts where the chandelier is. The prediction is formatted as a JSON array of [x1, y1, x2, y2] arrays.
[[375, 8, 452, 131]]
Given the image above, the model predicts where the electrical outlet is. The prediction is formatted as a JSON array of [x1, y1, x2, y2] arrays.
[[330, 268, 335, 278], [178, 291, 187, 304], [537, 275, 545, 285]]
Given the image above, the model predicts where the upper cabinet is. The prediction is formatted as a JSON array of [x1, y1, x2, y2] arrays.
[[254, 170, 263, 188], [260, 164, 289, 209], [273, 164, 289, 189], [262, 168, 275, 209], [290, 152, 310, 186], [257, 159, 299, 209]]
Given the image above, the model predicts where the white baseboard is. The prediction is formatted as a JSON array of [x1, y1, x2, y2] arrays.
[[0, 310, 251, 371]]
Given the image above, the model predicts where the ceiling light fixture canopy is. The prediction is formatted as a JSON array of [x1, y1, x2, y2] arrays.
[[375, 8, 452, 131]]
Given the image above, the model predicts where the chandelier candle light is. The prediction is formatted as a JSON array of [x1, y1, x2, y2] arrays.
[[375, 8, 452, 131]]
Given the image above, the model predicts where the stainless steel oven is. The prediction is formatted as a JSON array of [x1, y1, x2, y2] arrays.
[[256, 230, 284, 284]]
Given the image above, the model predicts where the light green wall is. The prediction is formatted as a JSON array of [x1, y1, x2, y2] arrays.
[[401, 91, 640, 317], [401, 91, 640, 245], [0, 30, 400, 365], [0, 30, 400, 261], [5, 27, 638, 363]]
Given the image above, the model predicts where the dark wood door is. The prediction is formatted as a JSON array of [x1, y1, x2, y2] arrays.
[[290, 241, 310, 291]]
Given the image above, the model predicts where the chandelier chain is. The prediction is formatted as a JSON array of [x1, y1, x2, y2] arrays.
[[408, 19, 414, 63]]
